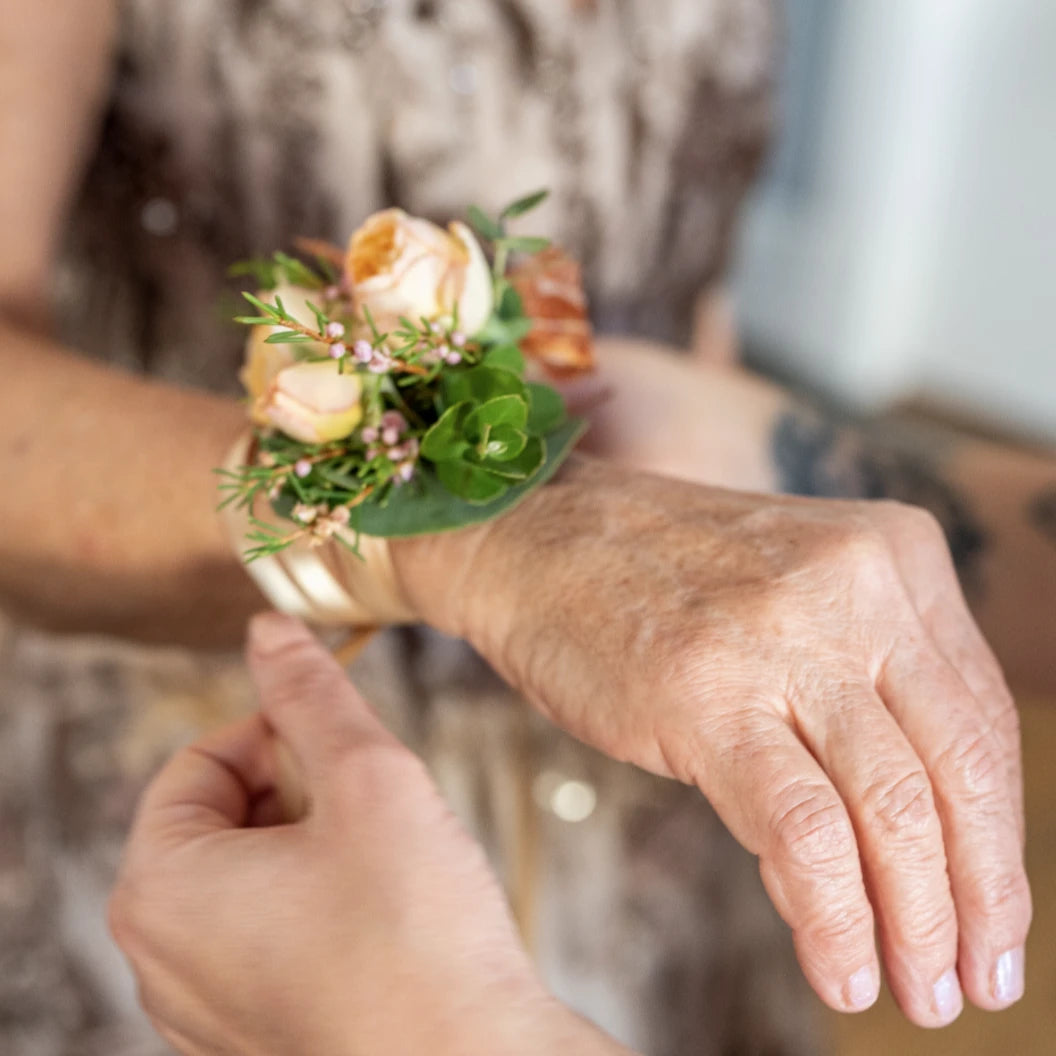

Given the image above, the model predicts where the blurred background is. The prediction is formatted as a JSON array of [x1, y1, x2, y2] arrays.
[[737, 2, 1054, 1053], [735, 0, 1055, 443]]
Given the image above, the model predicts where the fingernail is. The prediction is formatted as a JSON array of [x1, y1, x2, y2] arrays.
[[249, 613, 309, 654], [932, 970, 963, 1023], [993, 947, 1025, 1006], [845, 965, 880, 1011]]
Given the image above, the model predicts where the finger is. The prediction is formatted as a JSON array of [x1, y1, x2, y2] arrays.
[[246, 613, 399, 798], [880, 643, 1031, 1012], [682, 707, 881, 1014], [920, 592, 1025, 848], [881, 507, 1025, 846], [795, 683, 963, 1027], [130, 714, 276, 847]]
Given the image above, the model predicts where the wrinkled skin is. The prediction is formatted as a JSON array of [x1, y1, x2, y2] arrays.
[[394, 456, 1031, 1027], [110, 616, 627, 1056]]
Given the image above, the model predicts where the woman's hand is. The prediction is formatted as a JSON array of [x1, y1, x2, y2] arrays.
[[109, 614, 629, 1056], [394, 457, 1031, 1028]]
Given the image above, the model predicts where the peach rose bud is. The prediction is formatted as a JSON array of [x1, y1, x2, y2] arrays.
[[346, 209, 494, 337], [261, 361, 364, 444], [240, 282, 329, 424]]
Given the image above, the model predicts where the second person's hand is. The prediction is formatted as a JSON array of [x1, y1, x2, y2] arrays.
[[109, 614, 631, 1056]]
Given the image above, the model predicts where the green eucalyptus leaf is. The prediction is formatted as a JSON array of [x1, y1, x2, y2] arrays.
[[464, 394, 528, 437], [476, 436, 543, 480], [436, 460, 509, 504], [478, 424, 528, 462], [500, 189, 550, 220], [421, 402, 472, 462], [441, 365, 525, 408], [526, 383, 567, 435], [353, 417, 587, 537], [483, 343, 526, 374]]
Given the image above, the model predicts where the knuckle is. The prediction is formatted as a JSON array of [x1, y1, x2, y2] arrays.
[[801, 900, 876, 952], [861, 769, 937, 838], [770, 783, 857, 869], [967, 867, 1033, 929], [992, 702, 1023, 754], [830, 525, 900, 594], [886, 501, 945, 544], [900, 901, 959, 952], [935, 728, 1004, 797]]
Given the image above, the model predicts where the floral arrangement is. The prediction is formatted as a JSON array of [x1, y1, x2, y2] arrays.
[[219, 191, 593, 561]]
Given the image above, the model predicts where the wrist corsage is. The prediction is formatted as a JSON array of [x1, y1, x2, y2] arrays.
[[219, 190, 592, 563]]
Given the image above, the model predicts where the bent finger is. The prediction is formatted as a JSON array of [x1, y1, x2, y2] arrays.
[[683, 707, 881, 1014], [131, 714, 275, 848], [881, 643, 1031, 1012], [796, 684, 962, 1026]]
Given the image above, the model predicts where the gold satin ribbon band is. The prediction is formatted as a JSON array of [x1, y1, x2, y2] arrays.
[[221, 433, 418, 627]]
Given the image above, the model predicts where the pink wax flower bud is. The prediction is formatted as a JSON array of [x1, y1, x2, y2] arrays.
[[325, 321, 346, 340], [381, 410, 407, 432], [361, 425, 379, 445], [353, 340, 374, 364], [294, 459, 313, 478], [328, 342, 347, 359]]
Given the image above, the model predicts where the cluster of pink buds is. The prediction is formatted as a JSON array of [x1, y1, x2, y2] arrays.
[[351, 339, 396, 374], [419, 329, 466, 367], [292, 502, 353, 545], [325, 320, 348, 360], [361, 410, 419, 483]]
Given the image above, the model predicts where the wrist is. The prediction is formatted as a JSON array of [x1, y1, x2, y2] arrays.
[[389, 454, 598, 643], [427, 983, 633, 1056]]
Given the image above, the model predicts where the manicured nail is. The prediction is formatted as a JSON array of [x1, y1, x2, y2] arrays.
[[993, 947, 1025, 1006], [845, 965, 880, 1011], [932, 970, 963, 1023], [249, 613, 309, 654]]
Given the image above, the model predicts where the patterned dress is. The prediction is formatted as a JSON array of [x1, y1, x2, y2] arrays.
[[0, 1, 825, 1053]]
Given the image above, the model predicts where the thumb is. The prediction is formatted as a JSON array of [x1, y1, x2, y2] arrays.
[[130, 714, 277, 847], [246, 613, 398, 797]]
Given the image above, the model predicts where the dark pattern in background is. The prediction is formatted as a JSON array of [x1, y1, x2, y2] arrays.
[[773, 408, 988, 590]]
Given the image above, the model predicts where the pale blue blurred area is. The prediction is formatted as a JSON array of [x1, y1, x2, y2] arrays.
[[734, 0, 1056, 440]]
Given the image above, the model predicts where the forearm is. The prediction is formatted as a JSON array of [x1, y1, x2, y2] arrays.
[[412, 335, 1056, 694], [0, 319, 265, 646]]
